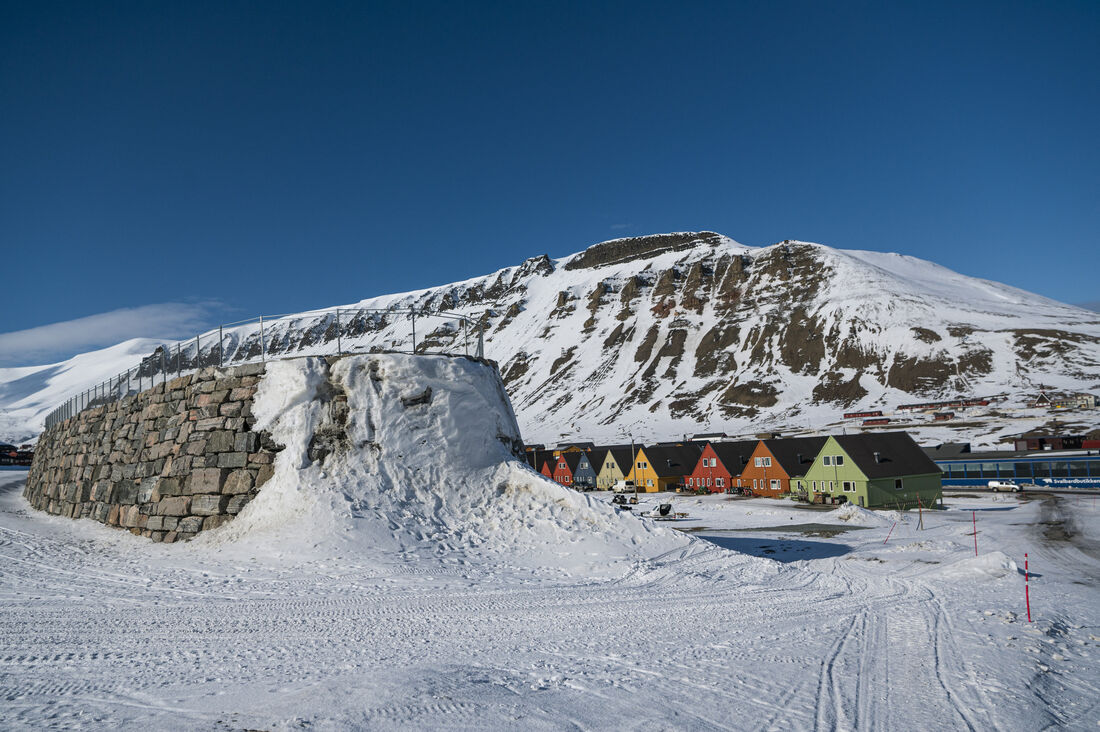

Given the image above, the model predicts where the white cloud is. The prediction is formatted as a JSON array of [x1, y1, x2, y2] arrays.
[[0, 303, 220, 367]]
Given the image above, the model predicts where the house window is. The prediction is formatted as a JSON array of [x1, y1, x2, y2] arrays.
[[709, 458, 717, 467], [823, 456, 832, 466], [835, 455, 844, 466], [753, 479, 759, 489], [647, 479, 653, 487], [707, 478, 712, 487], [687, 478, 693, 487], [842, 481, 855, 492], [763, 457, 772, 467], [829, 481, 835, 491], [894, 478, 904, 490], [770, 479, 781, 490], [716, 478, 724, 487], [754, 457, 763, 467]]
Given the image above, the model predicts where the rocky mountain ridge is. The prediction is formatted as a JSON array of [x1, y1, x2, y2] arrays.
[[3, 232, 1099, 446]]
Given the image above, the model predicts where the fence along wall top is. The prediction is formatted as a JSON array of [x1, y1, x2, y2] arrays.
[[42, 306, 488, 430]]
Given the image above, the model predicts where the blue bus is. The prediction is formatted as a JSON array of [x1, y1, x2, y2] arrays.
[[931, 450, 1100, 490]]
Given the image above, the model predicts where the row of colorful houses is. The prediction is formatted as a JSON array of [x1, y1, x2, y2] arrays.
[[525, 432, 943, 509]]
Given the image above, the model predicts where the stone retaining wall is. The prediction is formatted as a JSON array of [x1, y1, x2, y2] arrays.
[[24, 362, 281, 543]]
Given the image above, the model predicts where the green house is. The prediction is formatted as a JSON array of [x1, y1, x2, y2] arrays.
[[794, 433, 942, 509]]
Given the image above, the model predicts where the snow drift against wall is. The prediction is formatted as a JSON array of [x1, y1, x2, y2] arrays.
[[204, 354, 695, 576]]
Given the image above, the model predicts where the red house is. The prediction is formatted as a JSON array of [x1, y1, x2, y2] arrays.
[[551, 452, 580, 487], [540, 458, 554, 480], [686, 440, 759, 493]]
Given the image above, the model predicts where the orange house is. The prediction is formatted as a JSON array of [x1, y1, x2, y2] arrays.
[[737, 436, 828, 497]]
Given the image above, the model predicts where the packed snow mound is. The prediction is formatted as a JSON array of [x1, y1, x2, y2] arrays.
[[937, 551, 1019, 580], [203, 354, 696, 576], [826, 504, 899, 525]]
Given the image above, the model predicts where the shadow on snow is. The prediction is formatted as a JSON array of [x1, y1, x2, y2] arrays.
[[695, 534, 852, 562]]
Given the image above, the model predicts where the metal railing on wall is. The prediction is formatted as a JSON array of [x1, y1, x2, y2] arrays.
[[42, 306, 487, 430]]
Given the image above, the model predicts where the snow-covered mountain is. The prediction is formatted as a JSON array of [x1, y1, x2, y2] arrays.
[[4, 232, 1100, 446]]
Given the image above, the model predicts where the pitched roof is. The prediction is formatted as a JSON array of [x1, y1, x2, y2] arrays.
[[709, 440, 760, 474], [834, 433, 942, 478], [525, 449, 548, 469], [643, 444, 704, 477], [528, 450, 555, 472], [561, 451, 584, 474], [587, 447, 609, 470], [762, 436, 829, 476], [604, 447, 636, 473]]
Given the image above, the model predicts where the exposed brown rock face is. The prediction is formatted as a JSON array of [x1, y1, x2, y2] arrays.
[[812, 372, 869, 405], [694, 325, 740, 378], [501, 353, 530, 385], [551, 347, 577, 376], [634, 325, 660, 364], [719, 380, 779, 417], [911, 327, 942, 344], [887, 354, 955, 394], [564, 231, 723, 270], [778, 307, 825, 375]]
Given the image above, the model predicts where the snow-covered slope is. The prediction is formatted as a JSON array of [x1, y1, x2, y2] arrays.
[[0, 338, 163, 444], [4, 232, 1100, 446]]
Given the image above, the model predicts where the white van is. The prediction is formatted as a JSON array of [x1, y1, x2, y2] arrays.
[[987, 480, 1022, 492], [612, 480, 636, 494]]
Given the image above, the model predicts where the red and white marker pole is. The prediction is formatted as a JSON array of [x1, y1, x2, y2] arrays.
[[883, 521, 896, 545], [972, 510, 978, 556], [1024, 553, 1032, 623]]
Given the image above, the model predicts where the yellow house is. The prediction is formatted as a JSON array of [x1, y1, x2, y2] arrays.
[[627, 445, 703, 492], [595, 447, 634, 490]]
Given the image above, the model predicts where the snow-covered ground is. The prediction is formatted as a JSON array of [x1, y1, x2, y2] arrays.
[[2, 354, 1098, 729], [2, 475, 1098, 729]]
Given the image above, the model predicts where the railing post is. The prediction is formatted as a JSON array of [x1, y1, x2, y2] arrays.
[[219, 325, 224, 366], [176, 343, 181, 378], [260, 316, 266, 362], [477, 315, 485, 359], [161, 348, 167, 386], [463, 316, 469, 356], [410, 310, 416, 353], [195, 334, 200, 368]]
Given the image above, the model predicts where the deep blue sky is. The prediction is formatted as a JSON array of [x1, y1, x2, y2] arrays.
[[2, 1, 1098, 364]]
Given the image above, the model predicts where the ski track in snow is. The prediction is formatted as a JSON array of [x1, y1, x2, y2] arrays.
[[2, 469, 1098, 730]]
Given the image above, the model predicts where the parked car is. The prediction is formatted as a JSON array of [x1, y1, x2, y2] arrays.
[[987, 480, 1023, 492], [612, 479, 636, 494]]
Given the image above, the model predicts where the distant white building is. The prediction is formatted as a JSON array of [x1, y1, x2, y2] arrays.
[[1029, 391, 1096, 410]]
